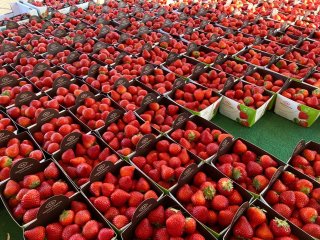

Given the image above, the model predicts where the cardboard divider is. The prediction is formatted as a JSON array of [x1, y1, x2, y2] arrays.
[[52, 130, 122, 187], [170, 163, 253, 236], [81, 160, 163, 231], [23, 192, 117, 240], [129, 135, 203, 192], [28, 109, 91, 157], [0, 158, 78, 227], [121, 195, 217, 240], [167, 114, 231, 162], [223, 198, 314, 240]]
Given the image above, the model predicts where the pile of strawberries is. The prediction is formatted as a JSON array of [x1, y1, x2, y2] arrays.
[[244, 70, 285, 92], [133, 205, 207, 239], [290, 147, 320, 180], [281, 87, 320, 109], [24, 199, 115, 240], [101, 111, 154, 156], [214, 139, 281, 193], [140, 69, 176, 94], [132, 139, 195, 189], [0, 113, 16, 132], [230, 205, 300, 239], [57, 134, 119, 186], [0, 137, 43, 181], [175, 171, 246, 232], [87, 165, 159, 229], [7, 95, 60, 128], [3, 162, 75, 224], [170, 119, 231, 160], [263, 169, 320, 238]]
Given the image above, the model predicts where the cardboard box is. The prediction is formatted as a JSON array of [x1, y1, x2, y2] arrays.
[[223, 199, 314, 240], [0, 2, 38, 22], [219, 79, 275, 127], [22, 192, 117, 240], [52, 131, 122, 187], [211, 137, 286, 197], [81, 160, 163, 232], [121, 195, 217, 240], [274, 80, 320, 127], [129, 134, 203, 192], [170, 162, 253, 237], [167, 78, 222, 121], [0, 158, 78, 227]]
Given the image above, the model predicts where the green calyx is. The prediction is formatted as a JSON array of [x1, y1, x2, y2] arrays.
[[202, 186, 216, 200]]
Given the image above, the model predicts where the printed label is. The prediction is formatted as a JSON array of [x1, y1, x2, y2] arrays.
[[105, 109, 124, 125], [15, 91, 36, 107], [32, 63, 50, 77], [0, 75, 18, 88], [37, 109, 59, 124]]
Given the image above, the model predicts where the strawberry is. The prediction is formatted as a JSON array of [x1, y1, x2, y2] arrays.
[[82, 134, 96, 148], [202, 185, 216, 200], [23, 175, 41, 189], [233, 216, 254, 239], [166, 212, 185, 237], [113, 215, 129, 229], [252, 175, 269, 192], [135, 218, 153, 239], [299, 207, 318, 223], [21, 189, 40, 209], [233, 140, 247, 154], [44, 162, 60, 179], [192, 206, 208, 223], [110, 189, 130, 207], [269, 218, 292, 238], [62, 224, 80, 240], [24, 226, 46, 240], [279, 191, 296, 207], [303, 149, 317, 161], [59, 210, 75, 226], [177, 184, 194, 202], [74, 209, 91, 226], [98, 228, 115, 240], [255, 222, 274, 239], [3, 180, 20, 198], [217, 178, 234, 196], [273, 203, 292, 218], [294, 191, 309, 208], [46, 223, 63, 240], [302, 223, 320, 238], [185, 217, 196, 234], [247, 206, 267, 228], [148, 205, 165, 226], [82, 220, 100, 239], [296, 179, 313, 195]]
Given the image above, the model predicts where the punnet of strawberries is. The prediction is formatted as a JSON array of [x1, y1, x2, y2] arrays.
[[3, 161, 76, 225], [263, 168, 320, 239], [281, 86, 320, 110], [214, 139, 282, 193], [24, 199, 116, 240], [86, 164, 159, 230]]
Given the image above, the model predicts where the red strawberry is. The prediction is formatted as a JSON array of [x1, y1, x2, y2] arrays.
[[192, 206, 208, 223], [166, 212, 185, 237], [135, 218, 153, 239], [98, 228, 115, 240], [233, 140, 247, 155], [296, 179, 313, 195], [247, 206, 267, 228], [82, 134, 96, 148], [233, 216, 254, 239], [74, 209, 91, 226], [279, 191, 296, 207], [185, 217, 196, 234], [113, 215, 129, 229], [23, 208, 39, 223], [44, 162, 60, 179], [4, 180, 20, 198], [148, 205, 165, 226], [217, 178, 234, 196], [299, 207, 318, 223], [303, 149, 317, 161], [21, 189, 40, 209], [273, 203, 292, 218], [62, 224, 80, 240], [247, 161, 263, 177], [269, 218, 291, 237], [23, 175, 41, 189], [294, 191, 309, 208], [252, 175, 269, 192], [302, 223, 320, 238], [94, 196, 110, 213], [255, 222, 274, 239], [24, 226, 46, 240], [110, 189, 130, 207], [46, 223, 63, 240], [59, 210, 75, 226], [82, 220, 100, 239]]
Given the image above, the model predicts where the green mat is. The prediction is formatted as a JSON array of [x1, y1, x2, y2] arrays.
[[0, 112, 319, 239]]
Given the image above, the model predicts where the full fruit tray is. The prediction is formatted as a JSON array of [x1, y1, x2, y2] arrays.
[[0, 0, 319, 239]]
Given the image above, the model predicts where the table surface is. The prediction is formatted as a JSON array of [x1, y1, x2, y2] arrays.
[[0, 111, 319, 240]]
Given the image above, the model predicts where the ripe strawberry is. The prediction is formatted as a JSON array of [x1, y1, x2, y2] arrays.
[[279, 191, 296, 207], [294, 191, 309, 208], [299, 207, 318, 223], [3, 180, 20, 198], [148, 205, 165, 226], [217, 178, 234, 196], [302, 223, 320, 238], [74, 210, 91, 226], [135, 218, 153, 239], [269, 218, 291, 237], [233, 140, 247, 154], [166, 212, 185, 237], [255, 222, 274, 239], [192, 206, 208, 223], [82, 220, 100, 239], [44, 162, 60, 179], [185, 217, 196, 234], [62, 224, 80, 240], [21, 189, 40, 209], [247, 206, 267, 228], [46, 223, 63, 240], [59, 210, 75, 226], [233, 216, 254, 239], [98, 228, 115, 240], [113, 215, 129, 229], [24, 226, 46, 240], [252, 175, 269, 192], [273, 203, 292, 218], [296, 179, 313, 195], [23, 175, 40, 189], [110, 189, 130, 207]]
